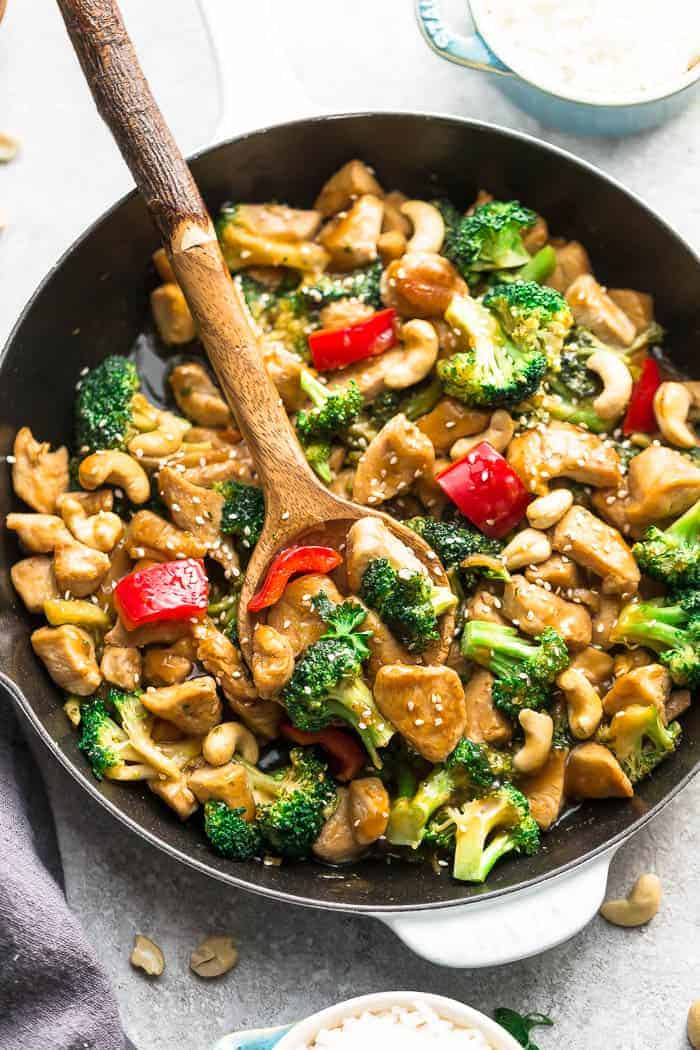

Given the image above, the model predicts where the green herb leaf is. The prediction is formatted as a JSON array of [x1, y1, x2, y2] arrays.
[[494, 1008, 554, 1049]]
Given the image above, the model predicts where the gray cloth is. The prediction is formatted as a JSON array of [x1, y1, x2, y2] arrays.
[[0, 692, 132, 1050]]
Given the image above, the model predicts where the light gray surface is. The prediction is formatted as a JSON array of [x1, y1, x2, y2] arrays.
[[1, 1, 699, 1048]]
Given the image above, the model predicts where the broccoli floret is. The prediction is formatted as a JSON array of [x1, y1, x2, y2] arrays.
[[443, 200, 536, 278], [78, 698, 134, 780], [483, 281, 573, 367], [511, 244, 557, 285], [407, 516, 502, 586], [633, 498, 700, 590], [288, 262, 383, 313], [109, 688, 181, 779], [359, 557, 457, 654], [368, 390, 402, 428], [612, 594, 700, 687], [448, 738, 513, 789], [438, 294, 547, 409], [428, 784, 540, 883], [203, 800, 263, 860], [296, 370, 363, 481], [75, 355, 142, 454], [461, 620, 570, 719], [208, 587, 240, 642], [597, 705, 681, 784], [386, 765, 455, 848], [539, 343, 610, 433], [215, 480, 265, 550], [401, 374, 444, 421], [237, 272, 280, 321], [280, 593, 393, 767]]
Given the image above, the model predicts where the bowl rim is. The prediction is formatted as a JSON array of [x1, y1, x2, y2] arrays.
[[1, 110, 698, 915]]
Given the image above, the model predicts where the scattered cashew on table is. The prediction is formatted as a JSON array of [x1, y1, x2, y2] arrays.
[[599, 872, 662, 926]]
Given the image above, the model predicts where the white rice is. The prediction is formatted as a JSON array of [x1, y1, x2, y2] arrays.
[[305, 1001, 494, 1049], [475, 0, 700, 103]]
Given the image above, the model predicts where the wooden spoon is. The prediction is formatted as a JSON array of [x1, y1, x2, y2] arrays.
[[56, 0, 454, 662]]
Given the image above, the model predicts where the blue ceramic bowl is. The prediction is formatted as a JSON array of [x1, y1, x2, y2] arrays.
[[416, 0, 700, 135]]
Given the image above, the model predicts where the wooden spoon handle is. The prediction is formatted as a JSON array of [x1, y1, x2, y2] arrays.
[[55, 0, 317, 497]]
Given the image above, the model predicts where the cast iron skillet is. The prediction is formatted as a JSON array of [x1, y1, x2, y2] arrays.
[[1, 113, 698, 913]]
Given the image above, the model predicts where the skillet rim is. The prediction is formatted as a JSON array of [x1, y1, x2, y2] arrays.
[[1, 110, 698, 915]]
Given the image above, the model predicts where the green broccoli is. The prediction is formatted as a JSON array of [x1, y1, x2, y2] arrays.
[[449, 737, 514, 788], [461, 621, 570, 719], [510, 245, 557, 285], [438, 294, 547, 409], [540, 343, 610, 433], [407, 516, 502, 586], [110, 688, 181, 779], [597, 705, 681, 784], [75, 355, 151, 454], [442, 200, 536, 278], [203, 800, 263, 860], [632, 497, 700, 590], [483, 281, 573, 367], [612, 593, 700, 687], [427, 784, 540, 883], [280, 593, 393, 767], [295, 370, 363, 482], [401, 374, 444, 421], [215, 480, 265, 550], [359, 557, 457, 654], [237, 272, 280, 321], [288, 262, 383, 313], [77, 698, 138, 780], [207, 587, 240, 642]]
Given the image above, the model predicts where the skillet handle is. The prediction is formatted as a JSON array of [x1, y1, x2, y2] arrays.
[[377, 851, 615, 968]]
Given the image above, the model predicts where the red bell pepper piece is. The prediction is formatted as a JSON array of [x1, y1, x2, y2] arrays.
[[309, 308, 397, 371], [114, 558, 209, 631], [248, 545, 342, 613], [436, 441, 531, 539], [281, 723, 366, 782], [623, 356, 662, 435]]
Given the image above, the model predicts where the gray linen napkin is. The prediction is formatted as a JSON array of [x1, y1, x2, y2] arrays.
[[0, 692, 132, 1050]]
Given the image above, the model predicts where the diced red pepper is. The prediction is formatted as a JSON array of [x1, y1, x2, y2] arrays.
[[309, 308, 397, 371], [114, 558, 208, 631], [281, 723, 366, 782], [436, 441, 531, 539], [623, 356, 662, 435], [248, 545, 342, 613]]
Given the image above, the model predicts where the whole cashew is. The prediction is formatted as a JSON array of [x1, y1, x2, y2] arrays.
[[400, 200, 445, 254], [586, 349, 633, 421], [599, 873, 662, 927], [557, 666, 603, 739], [450, 410, 515, 460], [79, 451, 150, 504], [526, 489, 573, 530], [513, 709, 553, 774], [383, 320, 439, 390], [203, 721, 259, 767], [653, 381, 698, 448], [688, 1001, 700, 1049], [128, 411, 191, 458], [57, 492, 124, 552], [501, 529, 552, 571]]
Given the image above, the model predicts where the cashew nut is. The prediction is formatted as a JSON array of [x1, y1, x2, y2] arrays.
[[513, 709, 553, 774], [653, 381, 698, 448], [450, 410, 515, 460], [526, 489, 573, 530], [128, 411, 191, 458], [501, 529, 552, 571], [586, 349, 633, 421], [599, 873, 662, 927], [383, 320, 439, 390], [688, 1001, 700, 1049], [202, 721, 259, 767], [400, 200, 445, 254], [79, 451, 150, 504], [557, 666, 603, 739], [57, 492, 124, 552]]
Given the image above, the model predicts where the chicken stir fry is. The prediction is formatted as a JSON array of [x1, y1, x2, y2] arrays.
[[6, 161, 696, 885]]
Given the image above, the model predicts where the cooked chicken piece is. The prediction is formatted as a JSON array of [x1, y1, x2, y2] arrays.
[[251, 624, 295, 698], [565, 742, 633, 799], [348, 777, 390, 845], [551, 506, 640, 595], [11, 427, 69, 513], [545, 241, 592, 294], [140, 676, 222, 735], [105, 617, 192, 648], [267, 573, 344, 656], [126, 510, 208, 561], [602, 664, 671, 720], [313, 788, 364, 864], [149, 775, 199, 820], [143, 637, 197, 686], [380, 252, 467, 319], [150, 283, 196, 345], [524, 554, 581, 591], [330, 353, 394, 403], [96, 541, 132, 609], [100, 646, 142, 691], [521, 748, 569, 830], [566, 274, 636, 347], [6, 513, 73, 553], [382, 190, 411, 235], [319, 194, 384, 271], [522, 215, 548, 254], [414, 457, 450, 515], [591, 593, 623, 649], [507, 421, 622, 496], [233, 203, 322, 242], [665, 689, 692, 722], [187, 761, 256, 818], [417, 398, 489, 453], [621, 445, 700, 530], [256, 339, 306, 411], [53, 542, 111, 598], [502, 575, 592, 650], [185, 426, 240, 448], [55, 490, 123, 554], [613, 648, 654, 677], [462, 668, 512, 746], [465, 584, 508, 626], [314, 159, 384, 217], [353, 415, 435, 506], [329, 467, 355, 500], [319, 300, 375, 330], [10, 556, 58, 613], [608, 289, 654, 335], [182, 444, 256, 488], [362, 607, 420, 682], [157, 466, 238, 578], [373, 664, 466, 763], [31, 624, 102, 695], [345, 517, 424, 593], [152, 246, 175, 282], [168, 362, 231, 428], [569, 647, 615, 689]]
